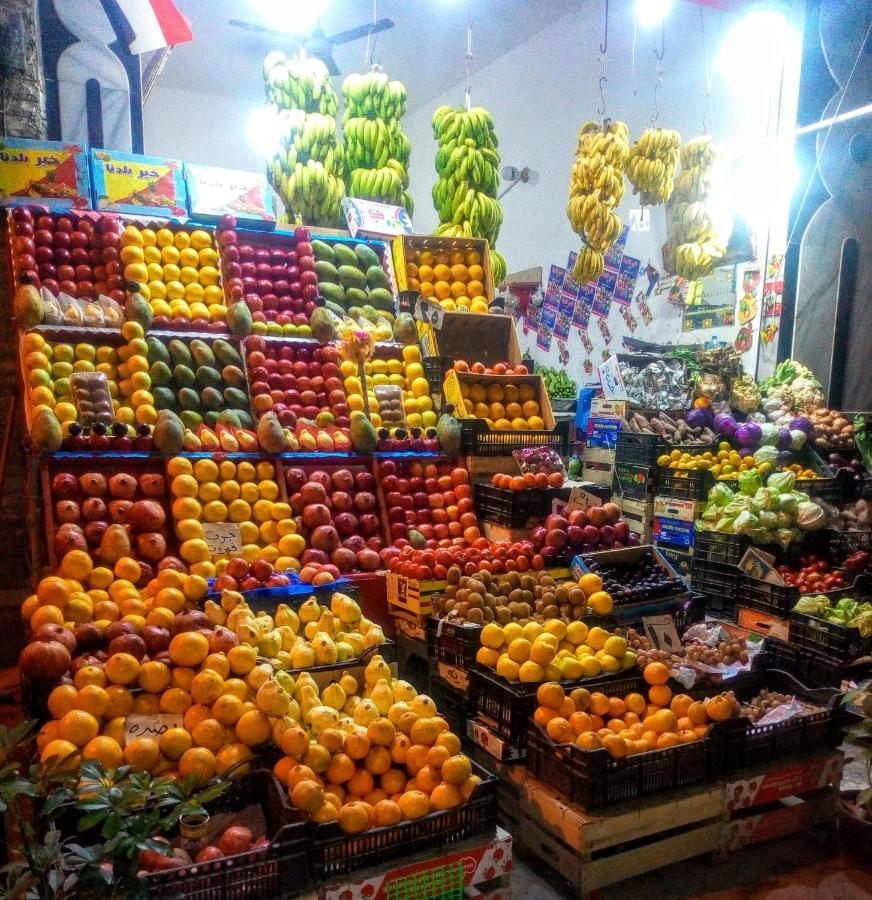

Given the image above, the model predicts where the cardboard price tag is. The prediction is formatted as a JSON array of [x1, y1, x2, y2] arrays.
[[202, 522, 243, 557], [598, 355, 628, 401], [564, 486, 602, 512], [124, 714, 183, 745], [642, 614, 681, 652], [414, 296, 445, 329]]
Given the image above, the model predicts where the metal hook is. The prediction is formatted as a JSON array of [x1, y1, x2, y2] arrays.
[[699, 6, 712, 135], [600, 0, 609, 54], [655, 21, 665, 62], [364, 0, 377, 66], [598, 71, 607, 118]]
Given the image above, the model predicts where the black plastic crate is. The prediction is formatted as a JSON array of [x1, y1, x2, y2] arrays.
[[612, 461, 656, 500], [691, 553, 741, 621], [428, 668, 471, 736], [789, 610, 872, 664], [144, 770, 309, 899], [694, 531, 751, 566], [473, 483, 551, 527], [737, 574, 797, 617], [656, 467, 715, 502], [724, 668, 845, 768], [527, 719, 739, 809], [616, 430, 717, 468], [468, 666, 645, 750], [310, 761, 496, 881], [460, 418, 571, 456], [762, 637, 843, 688], [806, 529, 872, 568], [791, 447, 842, 503], [426, 616, 482, 671], [423, 356, 453, 394]]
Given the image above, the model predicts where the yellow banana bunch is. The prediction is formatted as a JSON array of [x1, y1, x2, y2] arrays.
[[342, 68, 413, 214], [626, 127, 680, 206], [430, 104, 506, 286], [667, 135, 724, 281], [567, 119, 629, 284], [262, 52, 343, 226]]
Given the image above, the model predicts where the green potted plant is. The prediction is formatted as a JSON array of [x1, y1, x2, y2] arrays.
[[839, 686, 872, 857]]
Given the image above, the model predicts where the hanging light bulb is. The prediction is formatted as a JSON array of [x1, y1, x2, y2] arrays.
[[636, 0, 673, 29]]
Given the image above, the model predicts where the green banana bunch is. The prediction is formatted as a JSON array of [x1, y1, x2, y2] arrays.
[[262, 51, 343, 225], [341, 67, 412, 212], [666, 135, 725, 281], [430, 105, 506, 285], [535, 365, 577, 399], [567, 119, 629, 284], [626, 127, 680, 206]]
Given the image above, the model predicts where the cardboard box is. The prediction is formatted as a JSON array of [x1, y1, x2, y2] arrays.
[[738, 547, 784, 585], [724, 752, 843, 810], [722, 790, 838, 851], [385, 572, 444, 619], [737, 607, 789, 641], [392, 234, 495, 302], [0, 137, 91, 209], [657, 545, 694, 581], [590, 399, 627, 418], [571, 544, 682, 584], [613, 461, 655, 500], [653, 516, 695, 548], [587, 415, 621, 449], [619, 497, 654, 543], [582, 447, 615, 486], [90, 149, 187, 217], [443, 370, 554, 429], [420, 311, 522, 367], [342, 197, 414, 239], [467, 719, 525, 763], [184, 163, 275, 225], [653, 496, 704, 523]]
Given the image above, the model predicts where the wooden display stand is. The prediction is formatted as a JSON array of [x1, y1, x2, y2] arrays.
[[301, 826, 512, 900]]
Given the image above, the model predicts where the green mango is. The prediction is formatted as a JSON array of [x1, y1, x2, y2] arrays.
[[368, 288, 395, 312], [334, 243, 359, 268], [223, 387, 249, 410], [189, 339, 215, 367], [319, 282, 346, 306], [172, 364, 196, 390], [311, 239, 336, 264], [217, 410, 241, 428], [195, 366, 223, 391], [338, 265, 367, 290], [204, 411, 220, 428], [146, 337, 170, 366], [178, 387, 202, 411], [344, 287, 368, 308], [366, 265, 389, 290], [200, 386, 224, 411], [354, 243, 381, 270], [235, 410, 253, 429], [222, 365, 247, 389], [149, 361, 172, 387], [168, 339, 193, 368], [212, 339, 242, 367], [152, 387, 178, 411], [180, 410, 203, 430], [314, 260, 339, 283]]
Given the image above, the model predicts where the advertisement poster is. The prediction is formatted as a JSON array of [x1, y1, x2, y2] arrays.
[[592, 270, 617, 317], [604, 225, 630, 272], [545, 265, 565, 307], [554, 312, 571, 341], [559, 285, 578, 318], [523, 297, 540, 331], [572, 283, 593, 330], [537, 305, 556, 351], [614, 255, 640, 305]]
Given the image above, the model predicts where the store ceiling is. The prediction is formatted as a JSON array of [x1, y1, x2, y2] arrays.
[[156, 0, 579, 109]]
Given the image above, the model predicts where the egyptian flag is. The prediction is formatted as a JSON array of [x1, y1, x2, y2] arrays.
[[111, 0, 192, 55]]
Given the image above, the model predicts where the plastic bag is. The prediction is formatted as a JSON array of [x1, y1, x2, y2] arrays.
[[373, 385, 406, 429], [70, 371, 114, 427], [512, 446, 566, 478], [40, 287, 63, 324]]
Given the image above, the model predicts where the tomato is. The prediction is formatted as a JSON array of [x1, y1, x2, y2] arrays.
[[812, 561, 829, 573], [799, 584, 813, 594]]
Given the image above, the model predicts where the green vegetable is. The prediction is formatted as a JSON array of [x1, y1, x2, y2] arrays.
[[855, 415, 872, 472], [534, 365, 578, 399]]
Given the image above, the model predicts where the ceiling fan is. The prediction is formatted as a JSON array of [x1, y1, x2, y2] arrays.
[[227, 17, 394, 76]]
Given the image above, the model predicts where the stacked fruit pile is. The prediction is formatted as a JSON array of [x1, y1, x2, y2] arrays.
[[533, 665, 738, 758], [144, 334, 252, 431], [383, 540, 543, 578], [262, 52, 345, 227], [377, 458, 479, 548], [458, 377, 544, 431], [477, 617, 634, 684], [342, 69, 413, 213], [666, 136, 725, 281], [218, 222, 316, 336], [626, 128, 681, 206], [312, 239, 395, 316], [533, 506, 638, 562], [284, 467, 384, 573], [117, 224, 224, 327], [430, 106, 506, 287], [50, 468, 172, 573], [567, 120, 629, 285], [404, 245, 489, 313]]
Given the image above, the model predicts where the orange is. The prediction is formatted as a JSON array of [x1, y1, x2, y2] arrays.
[[546, 717, 574, 744], [687, 701, 709, 725], [159, 727, 193, 761], [578, 573, 603, 597], [74, 665, 106, 689], [398, 790, 431, 819], [345, 731, 371, 761], [576, 732, 603, 750], [608, 718, 627, 734], [138, 660, 171, 693], [133, 693, 160, 715], [364, 746, 392, 775], [213, 693, 245, 727], [435, 731, 461, 755], [236, 709, 271, 746], [74, 684, 110, 718], [569, 711, 593, 735], [657, 732, 681, 749], [338, 801, 370, 834], [216, 743, 254, 777], [409, 717, 440, 746], [389, 733, 411, 765], [536, 682, 565, 711], [278, 724, 309, 758], [381, 768, 407, 794], [178, 747, 216, 784], [671, 694, 694, 718], [625, 692, 647, 716], [48, 684, 79, 719], [678, 729, 699, 744], [431, 782, 462, 810], [588, 692, 610, 717], [191, 718, 227, 753], [372, 799, 402, 826], [643, 662, 670, 685], [706, 695, 735, 722], [607, 697, 627, 719], [58, 709, 99, 747], [347, 768, 374, 797], [40, 739, 80, 769], [326, 752, 356, 784], [415, 764, 441, 794], [427, 745, 450, 769], [100, 650, 137, 685], [124, 737, 160, 772], [82, 735, 123, 769], [159, 687, 192, 714], [602, 734, 628, 759], [649, 684, 672, 707], [286, 764, 318, 789], [441, 754, 472, 785], [651, 709, 678, 735], [190, 669, 225, 705], [169, 631, 209, 667]]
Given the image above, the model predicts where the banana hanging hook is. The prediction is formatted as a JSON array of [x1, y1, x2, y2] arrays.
[[652, 22, 664, 126], [600, 0, 609, 54]]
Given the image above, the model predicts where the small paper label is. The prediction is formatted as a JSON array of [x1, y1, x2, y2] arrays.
[[642, 614, 681, 652], [124, 714, 183, 745], [564, 486, 602, 512], [202, 522, 243, 556], [414, 296, 445, 329], [598, 355, 628, 400]]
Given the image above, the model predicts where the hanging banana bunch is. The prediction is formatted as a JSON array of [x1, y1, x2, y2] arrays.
[[262, 51, 345, 227], [626, 127, 680, 205], [665, 136, 725, 281], [566, 120, 629, 285], [342, 68, 414, 213], [430, 105, 507, 287]]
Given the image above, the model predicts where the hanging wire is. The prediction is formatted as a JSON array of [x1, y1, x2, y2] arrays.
[[598, 0, 609, 119], [699, 6, 712, 135], [652, 21, 665, 126], [631, 15, 638, 98], [464, 0, 473, 109], [364, 0, 378, 67]]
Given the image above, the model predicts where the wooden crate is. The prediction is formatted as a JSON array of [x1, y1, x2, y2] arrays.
[[392, 234, 496, 303], [500, 766, 724, 895], [464, 455, 518, 480], [737, 606, 790, 641]]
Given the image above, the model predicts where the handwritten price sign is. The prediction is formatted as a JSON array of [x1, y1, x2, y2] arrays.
[[414, 296, 445, 329], [202, 522, 243, 557], [124, 714, 183, 745]]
